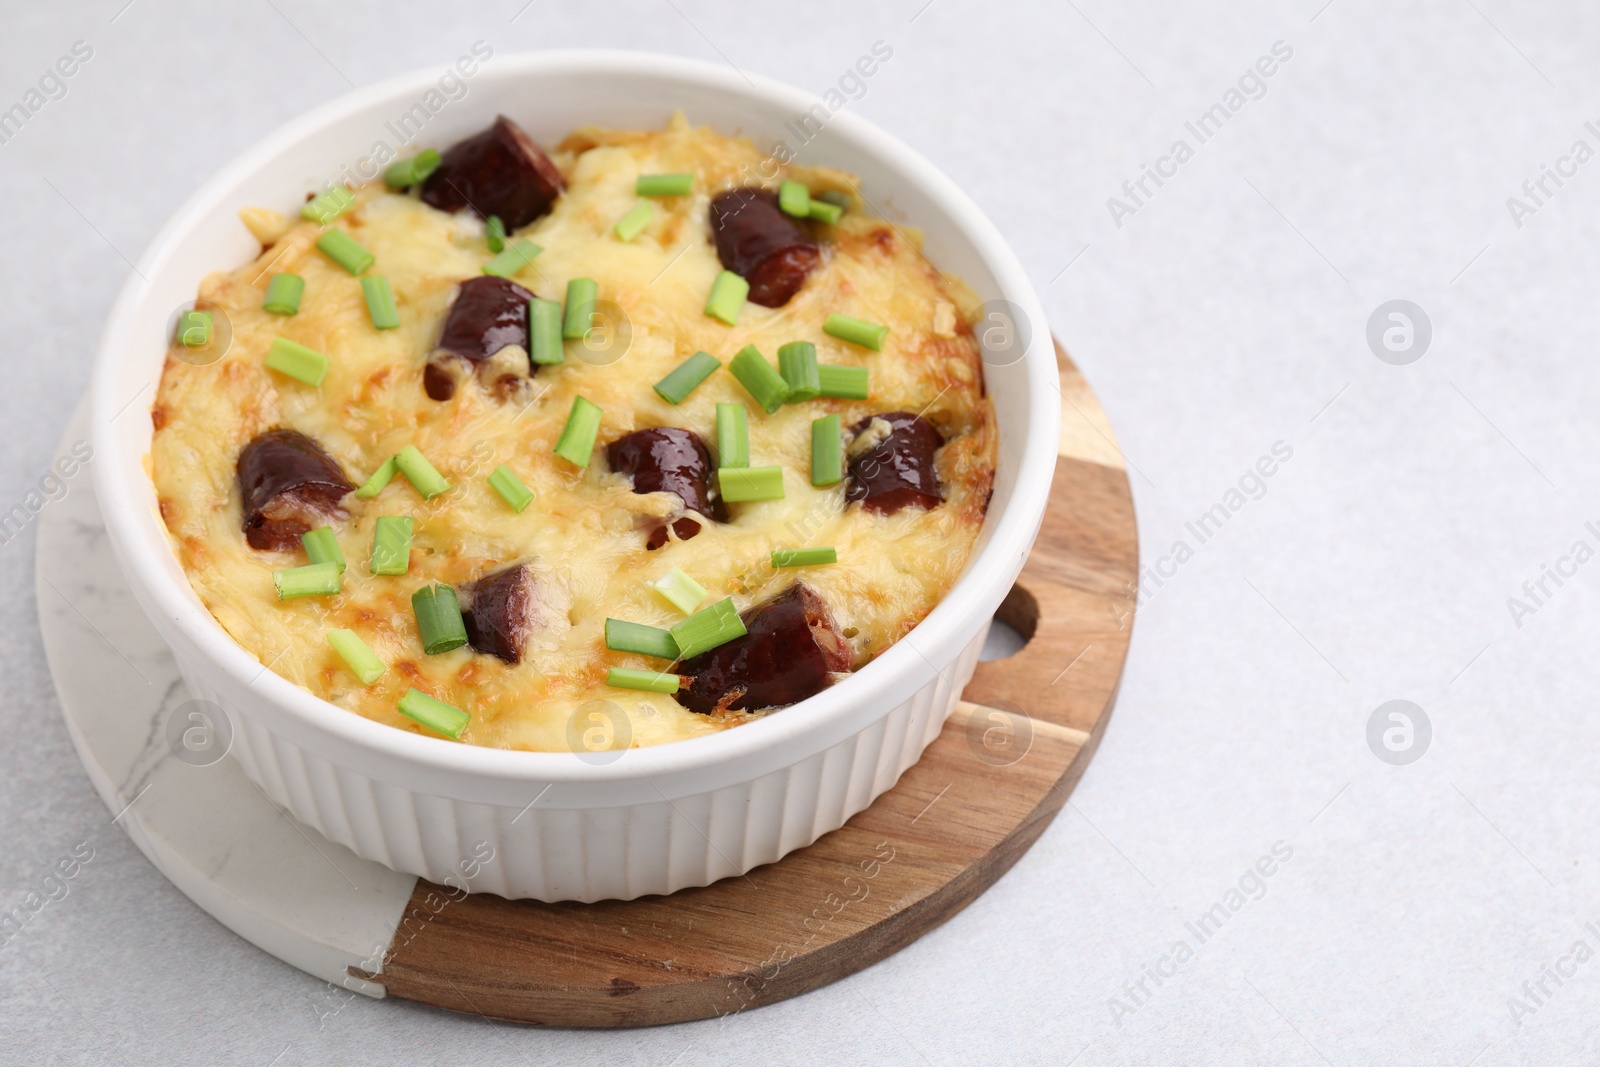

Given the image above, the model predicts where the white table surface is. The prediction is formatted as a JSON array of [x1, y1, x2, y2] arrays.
[[4, 1, 1596, 1063]]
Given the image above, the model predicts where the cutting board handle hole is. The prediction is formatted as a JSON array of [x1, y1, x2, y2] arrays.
[[978, 582, 1039, 661]]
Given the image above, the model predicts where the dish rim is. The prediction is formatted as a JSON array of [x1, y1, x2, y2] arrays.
[[89, 48, 1060, 788]]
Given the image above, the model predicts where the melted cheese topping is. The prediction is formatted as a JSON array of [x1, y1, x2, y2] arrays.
[[150, 115, 996, 752]]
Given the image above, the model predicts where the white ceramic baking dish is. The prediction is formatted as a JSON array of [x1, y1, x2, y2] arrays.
[[90, 50, 1059, 902]]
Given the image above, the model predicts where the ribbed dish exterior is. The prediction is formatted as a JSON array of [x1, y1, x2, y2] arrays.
[[173, 630, 984, 902]]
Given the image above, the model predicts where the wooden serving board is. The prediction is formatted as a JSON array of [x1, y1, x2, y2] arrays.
[[362, 342, 1139, 1026]]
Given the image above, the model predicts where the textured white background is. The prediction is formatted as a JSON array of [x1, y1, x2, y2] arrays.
[[3, 0, 1598, 1063]]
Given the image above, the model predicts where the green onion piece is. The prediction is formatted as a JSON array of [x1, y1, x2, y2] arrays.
[[823, 313, 889, 351], [636, 173, 693, 197], [482, 238, 542, 278], [729, 345, 790, 413], [816, 190, 850, 208], [315, 229, 375, 275], [553, 395, 602, 468], [485, 215, 506, 253], [369, 515, 413, 576], [811, 414, 843, 487], [265, 337, 329, 387], [562, 278, 597, 339], [361, 275, 400, 329], [654, 351, 721, 404], [778, 180, 811, 217], [176, 310, 212, 347], [606, 667, 681, 694], [273, 561, 341, 601], [772, 547, 838, 568], [327, 628, 385, 685], [715, 402, 748, 469], [605, 619, 681, 660], [263, 273, 304, 315], [300, 526, 345, 572], [384, 149, 441, 190], [411, 584, 468, 655], [652, 566, 707, 615], [354, 456, 397, 499], [613, 202, 653, 242], [394, 444, 451, 499], [488, 464, 535, 513], [778, 341, 821, 403], [817, 364, 870, 400], [301, 185, 355, 224], [669, 597, 747, 660], [718, 466, 785, 503], [806, 199, 844, 225], [529, 297, 564, 365], [704, 270, 749, 325], [397, 688, 469, 739]]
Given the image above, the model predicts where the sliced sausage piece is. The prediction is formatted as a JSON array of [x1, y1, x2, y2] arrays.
[[422, 358, 461, 402], [606, 428, 727, 548], [436, 275, 534, 363], [708, 187, 821, 307], [427, 275, 536, 402], [644, 516, 707, 552], [845, 412, 944, 515], [676, 583, 851, 714], [236, 429, 355, 551], [460, 564, 537, 664], [420, 115, 565, 229]]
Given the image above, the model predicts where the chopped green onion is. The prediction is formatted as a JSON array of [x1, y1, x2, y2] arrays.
[[778, 341, 821, 403], [327, 628, 385, 685], [273, 561, 341, 600], [263, 273, 304, 315], [654, 352, 721, 405], [488, 464, 535, 513], [315, 229, 374, 275], [369, 516, 413, 576], [636, 173, 694, 197], [300, 526, 345, 572], [806, 199, 844, 225], [715, 402, 748, 469], [482, 238, 542, 278], [811, 414, 843, 487], [176, 310, 212, 347], [613, 202, 653, 242], [529, 297, 564, 365], [397, 688, 469, 739], [485, 215, 506, 253], [301, 185, 355, 224], [817, 364, 870, 400], [778, 180, 811, 217], [718, 466, 785, 503], [394, 444, 451, 500], [361, 275, 400, 329], [606, 667, 681, 694], [265, 337, 329, 387], [669, 597, 747, 660], [823, 313, 889, 351], [411, 584, 468, 655], [816, 190, 850, 208], [729, 345, 789, 413], [562, 278, 597, 339], [605, 619, 681, 660], [384, 149, 441, 190], [553, 395, 602, 468], [355, 456, 397, 499], [652, 567, 707, 615], [704, 270, 749, 325], [772, 547, 838, 568]]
